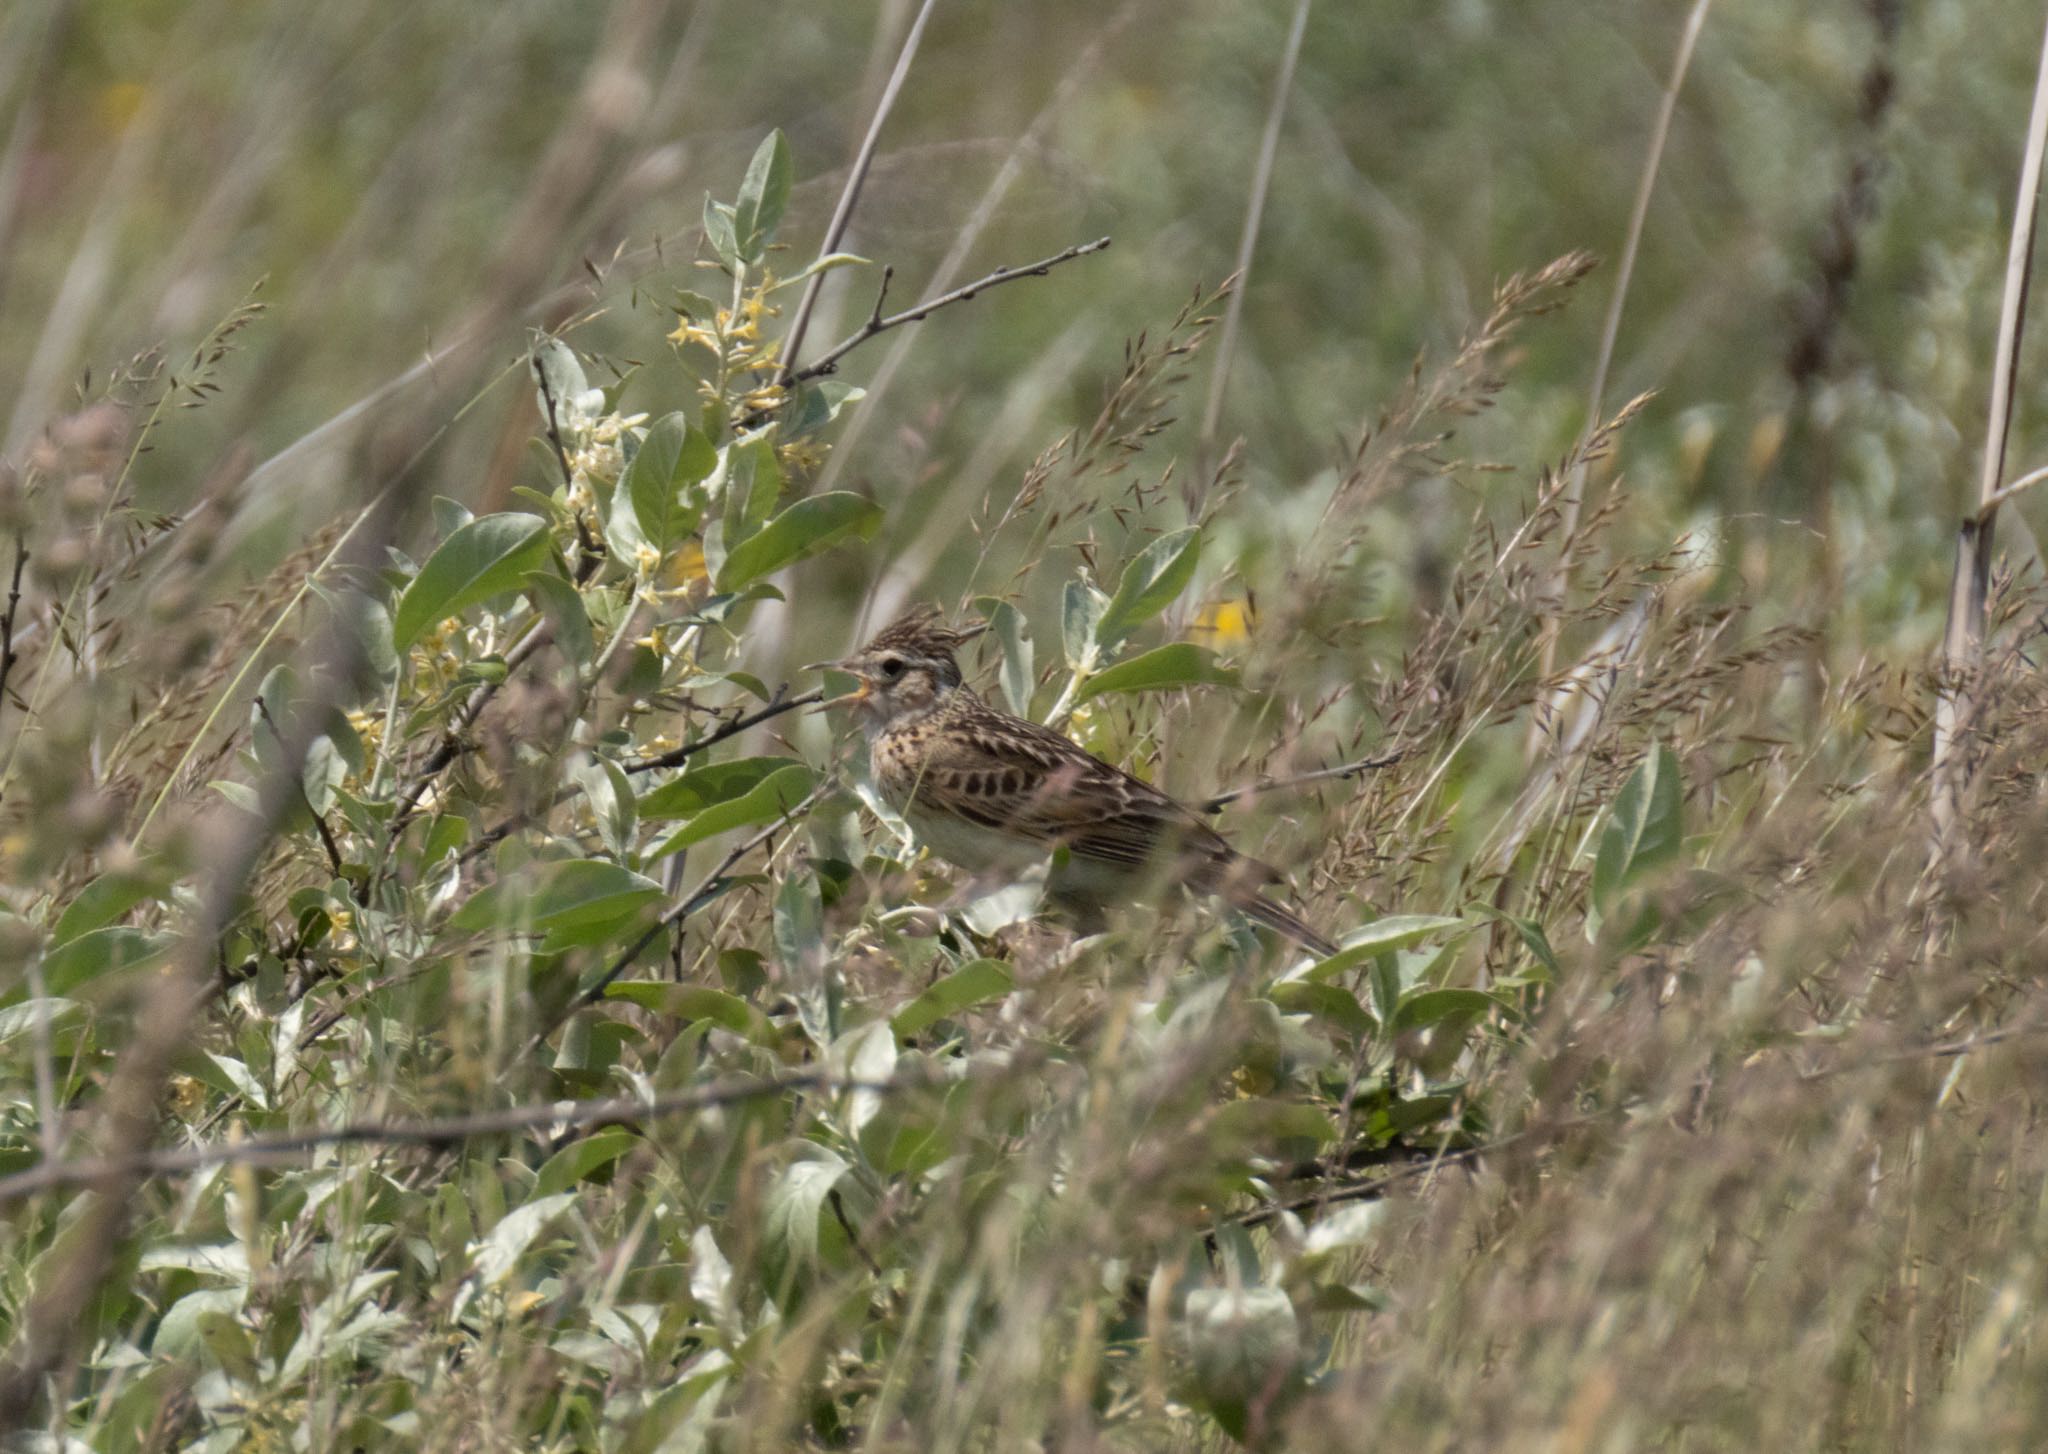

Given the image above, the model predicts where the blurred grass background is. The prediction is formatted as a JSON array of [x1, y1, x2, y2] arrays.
[[9, 0, 2039, 653], [9, 0, 2048, 1449]]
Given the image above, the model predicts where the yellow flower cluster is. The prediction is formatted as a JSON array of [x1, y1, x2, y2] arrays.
[[669, 276, 786, 417]]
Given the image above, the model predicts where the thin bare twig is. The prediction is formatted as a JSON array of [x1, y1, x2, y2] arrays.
[[0, 1071, 921, 1204], [1197, 0, 1313, 463], [775, 0, 944, 383], [1932, 8, 2048, 842], [1529, 0, 1711, 758], [1197, 751, 1403, 814], [1976, 461, 2048, 518], [781, 237, 1112, 391], [455, 687, 822, 868], [1556, 0, 1710, 554], [622, 685, 822, 773]]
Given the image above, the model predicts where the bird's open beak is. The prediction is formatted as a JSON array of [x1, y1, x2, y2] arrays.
[[804, 659, 868, 711]]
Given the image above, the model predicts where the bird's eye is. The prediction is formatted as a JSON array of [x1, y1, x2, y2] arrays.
[[879, 655, 906, 680]]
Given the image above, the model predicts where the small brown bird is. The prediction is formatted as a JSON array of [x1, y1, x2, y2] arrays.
[[813, 605, 1336, 957]]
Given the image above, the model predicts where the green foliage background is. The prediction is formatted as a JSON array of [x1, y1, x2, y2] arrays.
[[4, 1, 2048, 1449]]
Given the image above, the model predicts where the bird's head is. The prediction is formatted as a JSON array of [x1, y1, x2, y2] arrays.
[[809, 605, 986, 732]]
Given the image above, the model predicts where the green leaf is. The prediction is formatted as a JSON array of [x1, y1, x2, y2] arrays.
[[533, 1127, 639, 1197], [1181, 1286, 1306, 1444], [622, 411, 716, 551], [702, 195, 739, 271], [780, 380, 865, 439], [1210, 1099, 1338, 1145], [0, 998, 84, 1047], [1073, 643, 1239, 703], [976, 597, 1035, 715], [521, 569, 593, 665], [1301, 915, 1468, 983], [43, 926, 172, 995], [762, 1148, 849, 1279], [731, 130, 792, 263], [1267, 981, 1376, 1038], [891, 958, 1014, 1037], [1389, 987, 1501, 1033], [1062, 579, 1108, 671], [53, 870, 165, 947], [605, 983, 777, 1044], [715, 493, 882, 592], [774, 869, 824, 970], [470, 1192, 578, 1286], [639, 756, 801, 821], [648, 763, 814, 856], [531, 339, 592, 432], [673, 288, 720, 321], [1096, 527, 1202, 650], [1477, 906, 1561, 982], [1592, 743, 1684, 923], [392, 513, 550, 651], [450, 859, 662, 938], [574, 758, 637, 859]]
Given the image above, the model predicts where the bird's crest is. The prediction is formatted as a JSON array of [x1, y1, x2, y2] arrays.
[[859, 605, 987, 664]]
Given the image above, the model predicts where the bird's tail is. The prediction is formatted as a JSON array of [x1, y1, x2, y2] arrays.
[[1240, 893, 1337, 960]]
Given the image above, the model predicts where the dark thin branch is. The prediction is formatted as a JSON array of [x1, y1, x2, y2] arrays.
[[775, 0, 944, 384], [1227, 1020, 2048, 1236], [384, 621, 554, 846], [528, 345, 577, 487], [253, 697, 348, 884], [0, 1071, 920, 1203], [1230, 1132, 1531, 1234], [456, 686, 821, 868], [0, 536, 25, 717], [829, 1187, 884, 1277], [782, 237, 1112, 391], [1198, 750, 1403, 814], [524, 780, 831, 1054], [622, 685, 821, 773]]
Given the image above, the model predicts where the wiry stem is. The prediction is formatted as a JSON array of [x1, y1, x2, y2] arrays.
[[775, 0, 944, 383]]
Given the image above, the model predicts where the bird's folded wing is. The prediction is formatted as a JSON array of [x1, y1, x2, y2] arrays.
[[937, 715, 1234, 872]]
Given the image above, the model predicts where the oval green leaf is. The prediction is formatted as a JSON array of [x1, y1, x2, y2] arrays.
[[891, 958, 1015, 1037], [1303, 915, 1468, 983], [715, 493, 882, 592], [638, 756, 801, 821], [649, 762, 814, 856], [606, 982, 778, 1044], [1073, 643, 1239, 703], [623, 411, 716, 551], [450, 859, 662, 936], [393, 513, 550, 651], [533, 1127, 640, 1197], [1096, 526, 1201, 650]]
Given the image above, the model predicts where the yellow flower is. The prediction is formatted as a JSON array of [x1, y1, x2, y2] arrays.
[[1192, 599, 1253, 646], [670, 318, 719, 354], [778, 439, 827, 476], [737, 383, 786, 415], [662, 541, 708, 587]]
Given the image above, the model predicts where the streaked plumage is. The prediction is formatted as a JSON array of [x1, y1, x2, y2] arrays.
[[814, 606, 1336, 957]]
